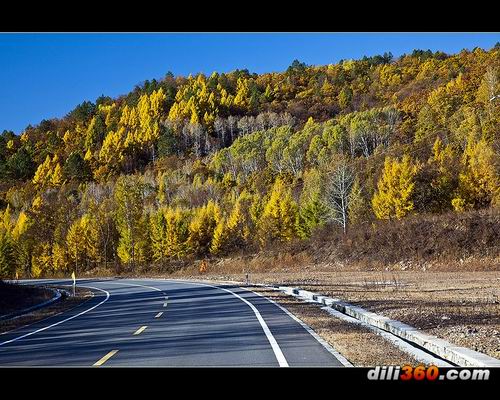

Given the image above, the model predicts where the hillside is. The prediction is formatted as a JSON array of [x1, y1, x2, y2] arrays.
[[0, 46, 499, 278]]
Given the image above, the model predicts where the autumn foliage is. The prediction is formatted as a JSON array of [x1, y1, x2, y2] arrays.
[[0, 46, 499, 277]]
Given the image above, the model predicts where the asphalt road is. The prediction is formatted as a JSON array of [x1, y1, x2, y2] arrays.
[[0, 279, 346, 367]]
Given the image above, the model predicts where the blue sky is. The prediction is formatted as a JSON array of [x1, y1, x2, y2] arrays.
[[1, 33, 499, 134]]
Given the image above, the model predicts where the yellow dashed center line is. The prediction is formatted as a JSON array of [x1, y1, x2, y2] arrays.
[[93, 350, 119, 366], [94, 292, 167, 366], [133, 325, 148, 335]]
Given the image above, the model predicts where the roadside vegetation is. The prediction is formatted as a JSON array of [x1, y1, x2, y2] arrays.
[[0, 45, 499, 279]]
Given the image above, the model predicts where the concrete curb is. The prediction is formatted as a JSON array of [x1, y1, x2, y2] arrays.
[[320, 304, 453, 367], [269, 285, 500, 367], [0, 288, 63, 321]]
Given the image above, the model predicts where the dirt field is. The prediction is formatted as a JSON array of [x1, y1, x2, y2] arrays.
[[274, 270, 500, 360]]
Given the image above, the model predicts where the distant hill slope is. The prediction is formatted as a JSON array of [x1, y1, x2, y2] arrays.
[[0, 46, 498, 278]]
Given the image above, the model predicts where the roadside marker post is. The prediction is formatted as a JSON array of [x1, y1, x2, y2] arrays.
[[71, 271, 76, 296], [245, 273, 249, 286]]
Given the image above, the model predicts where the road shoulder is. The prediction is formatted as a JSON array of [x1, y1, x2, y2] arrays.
[[250, 286, 420, 367]]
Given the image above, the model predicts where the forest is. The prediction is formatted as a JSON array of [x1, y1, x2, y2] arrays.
[[0, 45, 499, 278]]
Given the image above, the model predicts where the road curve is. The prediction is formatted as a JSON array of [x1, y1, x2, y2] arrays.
[[0, 279, 346, 367]]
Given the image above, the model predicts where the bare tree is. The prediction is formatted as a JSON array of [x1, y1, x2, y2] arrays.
[[348, 127, 358, 157], [227, 115, 238, 142], [268, 112, 281, 128], [214, 116, 226, 148], [205, 130, 214, 155], [486, 66, 498, 101], [188, 123, 205, 157], [323, 161, 355, 234], [281, 112, 295, 127], [224, 150, 238, 180], [256, 112, 268, 131], [181, 122, 191, 152], [375, 108, 399, 148], [247, 116, 257, 133], [485, 67, 499, 119], [385, 108, 401, 136], [237, 116, 251, 136]]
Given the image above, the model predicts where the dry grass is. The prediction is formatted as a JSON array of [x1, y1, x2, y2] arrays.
[[312, 208, 500, 270]]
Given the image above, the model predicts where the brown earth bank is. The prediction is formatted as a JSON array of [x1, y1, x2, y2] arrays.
[[0, 280, 54, 316], [68, 208, 499, 279], [312, 208, 500, 270], [0, 284, 92, 334]]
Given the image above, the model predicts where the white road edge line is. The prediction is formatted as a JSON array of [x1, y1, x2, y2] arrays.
[[148, 279, 289, 367], [104, 281, 168, 309], [244, 287, 353, 367], [203, 283, 288, 367], [0, 286, 110, 347], [104, 281, 163, 292], [127, 278, 350, 366]]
